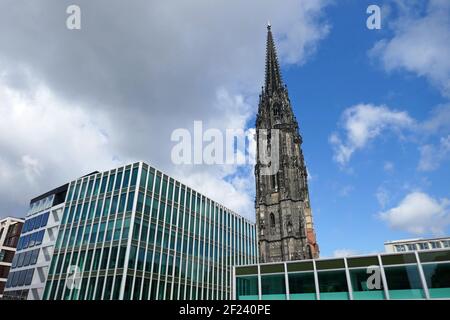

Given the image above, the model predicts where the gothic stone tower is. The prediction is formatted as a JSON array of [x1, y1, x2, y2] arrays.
[[255, 25, 319, 263]]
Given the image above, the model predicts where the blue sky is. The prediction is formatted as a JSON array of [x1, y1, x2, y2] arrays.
[[266, 0, 450, 256]]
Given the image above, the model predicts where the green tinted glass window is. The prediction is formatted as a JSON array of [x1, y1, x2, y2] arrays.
[[115, 172, 123, 191], [148, 171, 154, 192], [130, 167, 139, 186], [123, 169, 130, 189], [384, 265, 424, 299], [288, 272, 316, 300], [100, 176, 108, 194], [261, 274, 286, 300], [93, 178, 100, 195], [126, 192, 135, 212], [349, 267, 385, 300], [318, 270, 349, 300], [236, 276, 258, 300], [422, 262, 450, 299], [140, 169, 147, 189], [107, 173, 115, 193]]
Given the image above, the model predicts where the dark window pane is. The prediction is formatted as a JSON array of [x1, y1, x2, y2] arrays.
[[260, 264, 284, 274], [130, 167, 139, 186], [349, 267, 385, 300], [422, 262, 450, 299], [318, 270, 349, 300], [381, 253, 416, 265], [25, 268, 34, 286], [316, 259, 345, 270], [288, 272, 316, 300], [384, 265, 424, 299], [41, 212, 50, 227], [261, 274, 286, 300]]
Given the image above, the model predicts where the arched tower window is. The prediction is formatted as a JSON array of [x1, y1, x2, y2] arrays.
[[271, 174, 276, 190], [273, 103, 280, 116], [270, 213, 275, 228]]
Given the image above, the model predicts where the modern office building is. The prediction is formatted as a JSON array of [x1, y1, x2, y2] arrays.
[[0, 217, 24, 298], [3, 185, 69, 300], [385, 237, 450, 253], [234, 248, 450, 300], [41, 161, 257, 300]]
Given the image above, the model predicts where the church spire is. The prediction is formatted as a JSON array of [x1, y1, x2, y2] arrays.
[[256, 23, 320, 262], [264, 24, 284, 95]]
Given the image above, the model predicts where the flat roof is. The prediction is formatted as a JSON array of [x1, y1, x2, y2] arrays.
[[385, 237, 450, 245], [0, 216, 25, 223], [30, 183, 69, 205]]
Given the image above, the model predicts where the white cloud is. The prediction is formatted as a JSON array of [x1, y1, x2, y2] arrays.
[[338, 185, 354, 197], [370, 0, 450, 97], [276, 0, 330, 65], [306, 168, 316, 182], [332, 249, 360, 258], [172, 168, 255, 218], [0, 0, 332, 220], [379, 191, 450, 236], [422, 104, 450, 134], [376, 186, 390, 208], [0, 82, 125, 212], [21, 155, 43, 184], [417, 104, 450, 171], [330, 103, 450, 170], [383, 161, 395, 172], [329, 104, 415, 165], [418, 135, 450, 171]]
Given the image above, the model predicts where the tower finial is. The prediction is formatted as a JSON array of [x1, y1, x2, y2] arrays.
[[267, 20, 271, 30], [264, 22, 283, 95]]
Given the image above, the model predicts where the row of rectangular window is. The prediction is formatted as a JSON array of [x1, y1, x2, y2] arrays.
[[62, 191, 135, 225], [47, 218, 253, 300], [46, 265, 233, 301], [60, 207, 254, 253], [48, 249, 232, 286], [45, 274, 230, 300], [58, 195, 254, 260], [66, 164, 252, 230], [56, 216, 131, 250], [16, 230, 45, 251], [395, 240, 450, 252], [66, 167, 139, 205], [64, 190, 255, 242], [236, 253, 450, 300], [5, 268, 34, 289], [50, 242, 251, 280], [1, 289, 29, 300], [28, 194, 54, 215], [22, 211, 49, 234], [60, 200, 255, 264], [11, 248, 40, 269], [51, 230, 251, 279]]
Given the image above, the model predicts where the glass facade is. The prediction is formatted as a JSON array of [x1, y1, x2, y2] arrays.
[[4, 187, 67, 300], [44, 162, 257, 300], [6, 219, 50, 292], [234, 249, 450, 300]]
